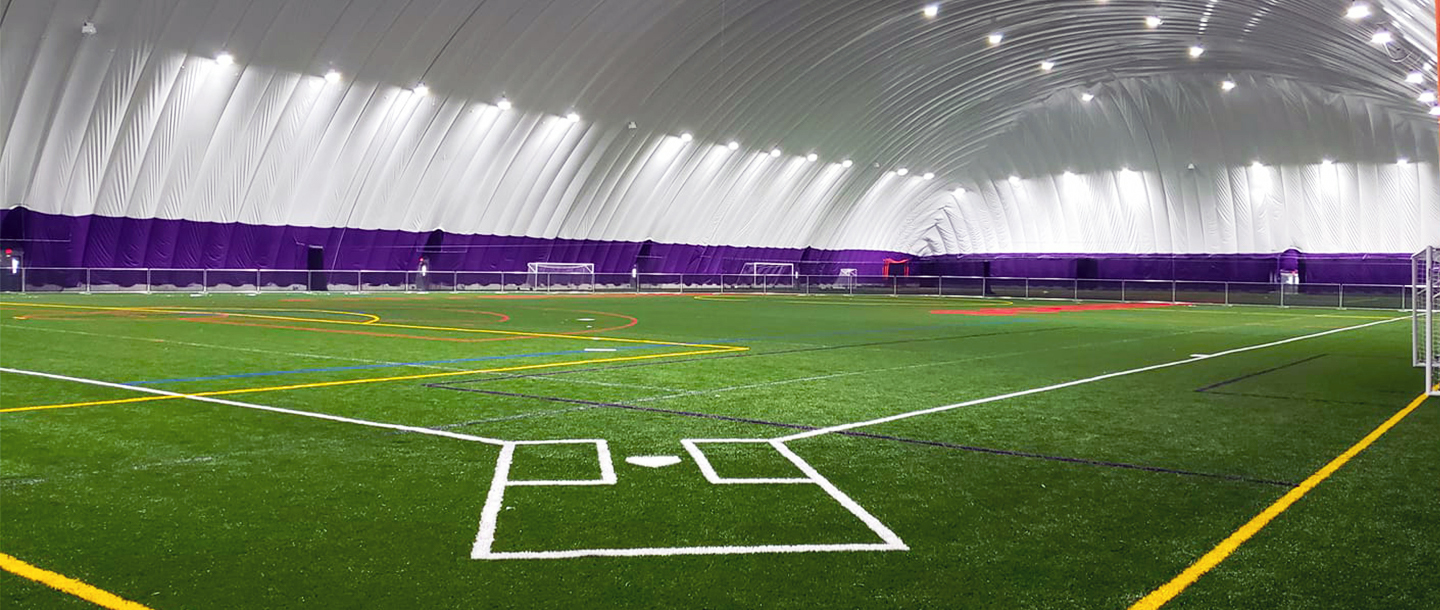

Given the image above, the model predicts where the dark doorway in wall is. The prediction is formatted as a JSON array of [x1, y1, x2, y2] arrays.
[[307, 246, 326, 291], [422, 230, 446, 268]]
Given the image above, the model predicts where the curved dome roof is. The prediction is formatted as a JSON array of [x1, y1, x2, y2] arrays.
[[1, 0, 1436, 256]]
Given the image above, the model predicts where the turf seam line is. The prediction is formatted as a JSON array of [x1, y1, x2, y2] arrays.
[[1193, 354, 1328, 393], [0, 552, 155, 610], [1129, 387, 1435, 609], [424, 384, 1297, 487], [1196, 390, 1400, 408], [776, 317, 1403, 442]]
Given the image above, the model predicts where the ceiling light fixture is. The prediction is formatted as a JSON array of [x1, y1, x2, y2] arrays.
[[1040, 59, 1056, 71], [807, 153, 819, 162], [770, 148, 782, 157], [324, 70, 342, 84], [413, 84, 429, 96], [1221, 80, 1237, 92], [1345, 2, 1372, 20], [1321, 158, 1334, 166], [1398, 157, 1411, 165], [988, 32, 1004, 45], [923, 4, 939, 18], [1418, 91, 1437, 104], [496, 97, 512, 110], [215, 52, 235, 66], [1081, 92, 1096, 102], [1406, 72, 1425, 84], [1430, 106, 1440, 116], [728, 141, 740, 150], [1188, 44, 1206, 58], [680, 132, 693, 142], [1371, 30, 1393, 45], [566, 112, 580, 123], [1008, 175, 1021, 184], [1145, 16, 1163, 28], [954, 187, 967, 196], [842, 159, 853, 168], [897, 168, 910, 176], [923, 172, 935, 180]]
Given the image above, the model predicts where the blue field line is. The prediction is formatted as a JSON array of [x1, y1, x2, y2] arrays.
[[127, 345, 658, 386]]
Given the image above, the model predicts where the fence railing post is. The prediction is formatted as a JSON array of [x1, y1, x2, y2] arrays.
[[86, 268, 92, 293], [1120, 280, 1126, 302], [1279, 282, 1285, 307], [1171, 280, 1177, 303], [1339, 283, 1345, 309], [1224, 282, 1229, 306], [1074, 279, 1079, 301]]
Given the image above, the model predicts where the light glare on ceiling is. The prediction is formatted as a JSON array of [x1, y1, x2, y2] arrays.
[[842, 159, 853, 168], [215, 53, 235, 66], [1188, 44, 1205, 58], [807, 153, 819, 162], [1345, 2, 1372, 20], [324, 70, 342, 84], [1371, 30, 1393, 45], [988, 32, 1004, 45], [496, 97, 512, 110], [1406, 72, 1425, 84], [1040, 60, 1056, 71], [727, 141, 740, 150], [923, 172, 935, 180], [680, 132, 693, 142], [1008, 175, 1021, 184], [1221, 80, 1236, 91], [1081, 92, 1095, 102], [897, 168, 909, 176], [923, 4, 939, 18], [413, 84, 429, 96], [770, 149, 782, 157], [1145, 16, 1163, 29], [1418, 91, 1437, 103], [566, 112, 581, 123]]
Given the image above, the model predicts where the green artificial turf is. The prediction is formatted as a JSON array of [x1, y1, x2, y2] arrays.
[[0, 292, 1435, 609]]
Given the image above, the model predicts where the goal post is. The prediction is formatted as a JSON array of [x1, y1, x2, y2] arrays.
[[526, 262, 595, 292], [737, 262, 797, 291], [1413, 247, 1439, 396]]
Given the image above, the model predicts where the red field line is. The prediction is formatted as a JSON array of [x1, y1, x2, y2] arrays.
[[932, 303, 1183, 316], [178, 309, 637, 342]]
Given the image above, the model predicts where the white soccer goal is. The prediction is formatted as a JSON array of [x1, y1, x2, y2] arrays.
[[737, 262, 797, 291], [1413, 247, 1439, 396], [526, 262, 595, 292]]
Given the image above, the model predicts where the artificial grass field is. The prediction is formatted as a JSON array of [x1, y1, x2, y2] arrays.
[[0, 292, 1435, 609]]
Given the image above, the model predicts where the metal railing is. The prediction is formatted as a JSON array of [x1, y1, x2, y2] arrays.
[[0, 267, 1416, 311]]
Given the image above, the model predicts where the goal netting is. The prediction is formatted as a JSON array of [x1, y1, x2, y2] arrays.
[[526, 262, 595, 292], [737, 262, 797, 289], [1413, 247, 1439, 396]]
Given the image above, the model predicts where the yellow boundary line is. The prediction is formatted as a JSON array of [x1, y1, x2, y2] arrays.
[[0, 347, 743, 413], [0, 302, 732, 350], [1130, 387, 1435, 609], [0, 552, 154, 610]]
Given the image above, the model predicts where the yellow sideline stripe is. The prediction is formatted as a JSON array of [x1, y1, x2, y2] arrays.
[[0, 552, 154, 610], [0, 302, 730, 349], [0, 346, 745, 413], [1130, 387, 1435, 609]]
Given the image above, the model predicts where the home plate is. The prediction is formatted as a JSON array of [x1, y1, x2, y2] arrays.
[[626, 455, 682, 468]]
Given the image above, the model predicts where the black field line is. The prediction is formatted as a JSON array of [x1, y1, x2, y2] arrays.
[[1200, 390, 1400, 408], [423, 384, 1296, 487], [1194, 354, 1328, 392]]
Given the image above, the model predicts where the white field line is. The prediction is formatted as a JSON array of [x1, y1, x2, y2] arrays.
[[506, 440, 617, 486], [0, 367, 508, 446], [776, 317, 1404, 442], [476, 437, 907, 559], [632, 315, 1313, 405], [0, 324, 468, 372]]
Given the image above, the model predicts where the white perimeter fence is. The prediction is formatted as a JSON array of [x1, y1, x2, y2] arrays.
[[0, 267, 1421, 311]]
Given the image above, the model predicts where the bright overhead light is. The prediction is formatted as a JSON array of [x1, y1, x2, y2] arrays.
[[770, 148, 782, 157], [987, 32, 1004, 45], [1221, 80, 1237, 92], [922, 4, 939, 18], [841, 159, 853, 168], [897, 168, 909, 176], [566, 112, 581, 123], [680, 132, 693, 142], [1251, 160, 1265, 168], [727, 141, 739, 150], [1081, 92, 1095, 102], [1008, 175, 1021, 184], [805, 153, 817, 162], [496, 97, 512, 110], [923, 172, 935, 180], [1345, 2, 1372, 20], [1430, 106, 1440, 116], [954, 187, 966, 195], [1418, 91, 1437, 103], [1040, 59, 1056, 71], [215, 52, 235, 66], [1406, 72, 1425, 84], [412, 84, 429, 96], [1144, 16, 1163, 29], [1371, 30, 1393, 45], [1398, 157, 1410, 165], [324, 70, 342, 84], [1321, 158, 1334, 166], [1188, 44, 1206, 58]]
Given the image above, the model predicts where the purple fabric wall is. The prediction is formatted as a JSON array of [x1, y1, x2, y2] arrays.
[[914, 252, 1412, 285], [0, 209, 902, 276], [0, 209, 1413, 284]]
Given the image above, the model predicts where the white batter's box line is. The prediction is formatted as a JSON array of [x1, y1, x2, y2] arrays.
[[505, 439, 617, 487], [473, 438, 908, 559], [681, 439, 813, 484]]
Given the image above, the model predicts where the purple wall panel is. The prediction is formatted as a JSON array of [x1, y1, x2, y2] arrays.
[[0, 209, 1412, 285]]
